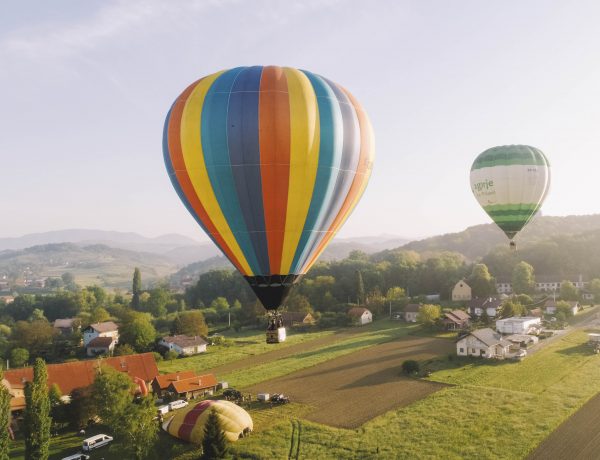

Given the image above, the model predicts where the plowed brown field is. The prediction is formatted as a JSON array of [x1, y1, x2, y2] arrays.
[[245, 335, 453, 428], [529, 391, 600, 459]]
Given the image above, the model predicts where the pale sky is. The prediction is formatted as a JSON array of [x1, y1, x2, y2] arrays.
[[2, 0, 600, 242]]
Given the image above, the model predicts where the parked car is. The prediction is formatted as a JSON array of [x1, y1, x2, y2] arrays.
[[169, 399, 189, 411], [270, 393, 290, 404], [157, 404, 170, 415], [223, 388, 242, 400], [61, 454, 90, 460], [82, 434, 113, 452]]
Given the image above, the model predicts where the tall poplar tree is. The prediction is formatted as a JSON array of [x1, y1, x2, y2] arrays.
[[132, 267, 142, 310], [356, 270, 365, 305], [0, 371, 11, 460], [23, 359, 51, 460]]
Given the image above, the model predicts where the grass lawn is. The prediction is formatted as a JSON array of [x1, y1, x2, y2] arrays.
[[9, 424, 197, 460], [221, 321, 419, 388], [157, 328, 335, 374], [229, 329, 600, 459]]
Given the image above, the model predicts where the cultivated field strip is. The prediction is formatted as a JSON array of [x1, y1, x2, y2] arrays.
[[528, 391, 600, 459], [245, 335, 453, 428]]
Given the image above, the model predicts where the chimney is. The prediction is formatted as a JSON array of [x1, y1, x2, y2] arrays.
[[176, 375, 180, 381]]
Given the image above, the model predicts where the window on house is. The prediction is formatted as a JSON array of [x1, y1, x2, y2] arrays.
[[459, 348, 464, 353], [471, 348, 476, 353]]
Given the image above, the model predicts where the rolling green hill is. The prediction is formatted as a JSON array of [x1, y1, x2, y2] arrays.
[[402, 214, 600, 260], [0, 243, 176, 289]]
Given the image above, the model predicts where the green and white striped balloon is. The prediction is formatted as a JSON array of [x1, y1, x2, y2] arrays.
[[470, 145, 551, 246]]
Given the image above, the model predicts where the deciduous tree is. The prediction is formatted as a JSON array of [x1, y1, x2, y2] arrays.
[[416, 304, 441, 328], [23, 359, 51, 460], [512, 261, 535, 294]]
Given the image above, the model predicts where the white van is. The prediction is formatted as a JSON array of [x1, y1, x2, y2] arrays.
[[157, 404, 170, 415], [169, 399, 189, 411], [82, 434, 113, 452], [61, 454, 90, 460]]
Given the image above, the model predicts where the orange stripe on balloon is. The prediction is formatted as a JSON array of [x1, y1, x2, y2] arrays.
[[301, 87, 374, 273], [167, 79, 248, 275], [259, 66, 291, 274]]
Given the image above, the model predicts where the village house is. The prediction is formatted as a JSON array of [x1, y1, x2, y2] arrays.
[[87, 336, 116, 356], [442, 310, 471, 330], [404, 304, 422, 322], [159, 335, 208, 356], [53, 318, 80, 335], [468, 297, 502, 318], [280, 311, 315, 328], [496, 275, 589, 295], [83, 321, 119, 347], [451, 280, 472, 302], [3, 353, 158, 412], [151, 370, 197, 397], [347, 307, 373, 326], [496, 316, 541, 335], [543, 300, 580, 316], [456, 328, 512, 359], [165, 373, 218, 400]]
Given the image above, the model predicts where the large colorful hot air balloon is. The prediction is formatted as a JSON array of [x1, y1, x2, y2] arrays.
[[163, 66, 374, 340], [470, 145, 550, 249], [163, 400, 253, 444]]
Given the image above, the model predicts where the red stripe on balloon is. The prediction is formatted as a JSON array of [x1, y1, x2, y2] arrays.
[[167, 79, 247, 275], [177, 400, 213, 441], [258, 66, 291, 274]]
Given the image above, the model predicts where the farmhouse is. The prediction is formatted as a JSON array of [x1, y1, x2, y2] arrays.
[[151, 370, 197, 397], [3, 353, 158, 411], [165, 373, 218, 400], [468, 297, 502, 318], [496, 316, 541, 335], [456, 328, 512, 359], [451, 280, 472, 301], [280, 311, 315, 328], [543, 300, 580, 316], [159, 335, 208, 356], [86, 336, 116, 356], [83, 321, 119, 346], [404, 304, 422, 322], [53, 318, 80, 335], [442, 310, 471, 330], [348, 307, 372, 326]]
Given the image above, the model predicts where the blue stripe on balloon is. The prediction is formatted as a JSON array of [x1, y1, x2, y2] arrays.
[[201, 67, 261, 274], [163, 106, 221, 251], [294, 76, 361, 269], [227, 66, 270, 274], [289, 70, 344, 273]]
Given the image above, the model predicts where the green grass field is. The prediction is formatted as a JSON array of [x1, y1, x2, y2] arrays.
[[11, 320, 600, 459], [229, 329, 600, 459]]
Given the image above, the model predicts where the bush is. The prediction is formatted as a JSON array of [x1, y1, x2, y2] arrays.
[[401, 360, 420, 375], [152, 351, 163, 362]]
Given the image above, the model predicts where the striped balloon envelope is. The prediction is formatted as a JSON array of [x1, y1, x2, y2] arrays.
[[163, 66, 374, 310], [470, 145, 550, 248], [163, 400, 253, 444]]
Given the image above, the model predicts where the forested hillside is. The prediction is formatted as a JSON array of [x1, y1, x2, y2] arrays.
[[402, 214, 600, 259]]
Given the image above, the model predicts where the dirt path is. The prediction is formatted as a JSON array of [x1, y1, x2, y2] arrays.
[[245, 335, 453, 428]]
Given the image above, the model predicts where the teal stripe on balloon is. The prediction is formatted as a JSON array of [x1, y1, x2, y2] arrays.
[[289, 70, 344, 273], [201, 67, 261, 274]]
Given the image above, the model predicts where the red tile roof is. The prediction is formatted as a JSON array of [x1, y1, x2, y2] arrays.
[[168, 374, 218, 394], [86, 321, 118, 333], [347, 307, 370, 317], [152, 371, 197, 391], [4, 353, 158, 394], [87, 336, 114, 348]]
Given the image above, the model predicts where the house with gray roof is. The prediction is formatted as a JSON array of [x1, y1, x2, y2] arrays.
[[456, 328, 512, 359]]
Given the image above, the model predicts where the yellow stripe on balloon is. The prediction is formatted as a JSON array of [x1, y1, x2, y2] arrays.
[[180, 72, 253, 275], [279, 67, 321, 274]]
